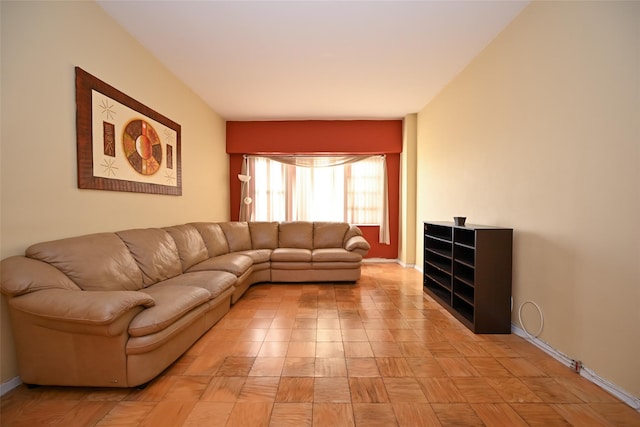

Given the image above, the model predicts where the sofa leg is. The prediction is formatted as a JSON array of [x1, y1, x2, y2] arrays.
[[136, 381, 150, 390]]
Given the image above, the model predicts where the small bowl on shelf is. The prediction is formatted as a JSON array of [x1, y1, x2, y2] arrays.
[[454, 216, 466, 226]]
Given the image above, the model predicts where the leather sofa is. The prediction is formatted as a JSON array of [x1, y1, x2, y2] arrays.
[[0, 221, 370, 388]]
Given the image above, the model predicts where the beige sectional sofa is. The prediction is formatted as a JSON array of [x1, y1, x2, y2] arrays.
[[0, 221, 370, 388]]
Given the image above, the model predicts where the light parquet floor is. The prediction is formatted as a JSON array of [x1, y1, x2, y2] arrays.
[[2, 263, 639, 426]]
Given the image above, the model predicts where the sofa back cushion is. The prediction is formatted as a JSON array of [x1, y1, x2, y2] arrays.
[[219, 222, 252, 252], [26, 233, 144, 291], [163, 224, 209, 271], [313, 222, 350, 249], [116, 228, 182, 287], [279, 221, 313, 249], [249, 222, 279, 249], [190, 222, 230, 257]]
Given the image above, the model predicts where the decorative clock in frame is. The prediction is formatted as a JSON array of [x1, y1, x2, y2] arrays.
[[75, 67, 182, 195]]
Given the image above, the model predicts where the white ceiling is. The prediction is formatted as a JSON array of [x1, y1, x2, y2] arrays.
[[97, 0, 529, 121]]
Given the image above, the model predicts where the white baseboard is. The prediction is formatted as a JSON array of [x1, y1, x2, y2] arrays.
[[511, 324, 640, 411], [396, 260, 415, 269], [1, 376, 22, 396], [362, 257, 398, 264]]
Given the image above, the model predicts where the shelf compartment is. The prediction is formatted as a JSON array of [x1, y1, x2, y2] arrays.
[[425, 250, 452, 274], [425, 224, 452, 242], [424, 265, 451, 291], [424, 277, 452, 305], [453, 278, 475, 305], [454, 228, 475, 247], [452, 295, 474, 323], [425, 237, 452, 258], [453, 244, 475, 267], [453, 262, 475, 285]]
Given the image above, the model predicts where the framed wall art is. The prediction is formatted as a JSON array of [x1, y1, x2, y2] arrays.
[[75, 67, 182, 195]]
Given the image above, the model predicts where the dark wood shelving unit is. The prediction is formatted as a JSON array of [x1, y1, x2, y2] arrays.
[[423, 221, 513, 334]]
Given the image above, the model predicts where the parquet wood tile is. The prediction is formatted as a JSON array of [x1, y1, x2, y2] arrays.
[[521, 377, 584, 403], [286, 341, 316, 357], [452, 377, 505, 403], [417, 377, 467, 403], [312, 403, 355, 426], [2, 263, 638, 427], [216, 356, 256, 376], [383, 377, 428, 403], [182, 402, 233, 427], [201, 376, 246, 402], [315, 341, 345, 358], [431, 402, 485, 426], [510, 403, 573, 426], [550, 403, 617, 427], [349, 377, 390, 403], [313, 377, 351, 403], [225, 401, 272, 427], [276, 377, 315, 403], [435, 357, 481, 377], [314, 357, 347, 377], [282, 357, 315, 377], [406, 357, 447, 377], [589, 402, 640, 427], [471, 403, 529, 427], [346, 357, 381, 377], [95, 401, 157, 426], [238, 377, 280, 402], [485, 376, 543, 403], [344, 341, 375, 358], [136, 401, 195, 427], [392, 402, 442, 427], [352, 403, 399, 426], [249, 357, 285, 377], [269, 402, 313, 427]]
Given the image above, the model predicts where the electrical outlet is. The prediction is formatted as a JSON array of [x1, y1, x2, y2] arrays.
[[570, 359, 583, 373]]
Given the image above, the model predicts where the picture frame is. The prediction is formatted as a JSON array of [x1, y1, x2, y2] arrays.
[[75, 67, 182, 195]]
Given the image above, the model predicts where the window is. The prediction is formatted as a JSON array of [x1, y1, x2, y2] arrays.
[[240, 155, 389, 243]]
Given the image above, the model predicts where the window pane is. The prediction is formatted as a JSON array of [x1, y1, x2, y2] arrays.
[[250, 156, 384, 225]]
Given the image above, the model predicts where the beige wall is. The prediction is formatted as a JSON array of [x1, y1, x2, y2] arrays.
[[416, 1, 639, 397], [400, 114, 417, 266], [0, 2, 229, 383]]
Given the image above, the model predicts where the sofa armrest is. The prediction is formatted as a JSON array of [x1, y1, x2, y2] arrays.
[[1, 256, 81, 297], [345, 235, 371, 257], [9, 289, 155, 334]]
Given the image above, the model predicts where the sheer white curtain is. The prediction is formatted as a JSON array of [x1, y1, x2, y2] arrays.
[[241, 155, 390, 244]]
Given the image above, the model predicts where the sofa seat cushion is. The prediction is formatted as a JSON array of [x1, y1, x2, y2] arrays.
[[271, 248, 312, 262], [126, 302, 211, 355], [312, 248, 362, 263], [153, 271, 236, 300], [310, 261, 362, 270], [187, 253, 253, 277], [128, 286, 211, 337], [251, 261, 270, 272], [271, 262, 313, 270], [236, 249, 272, 264]]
